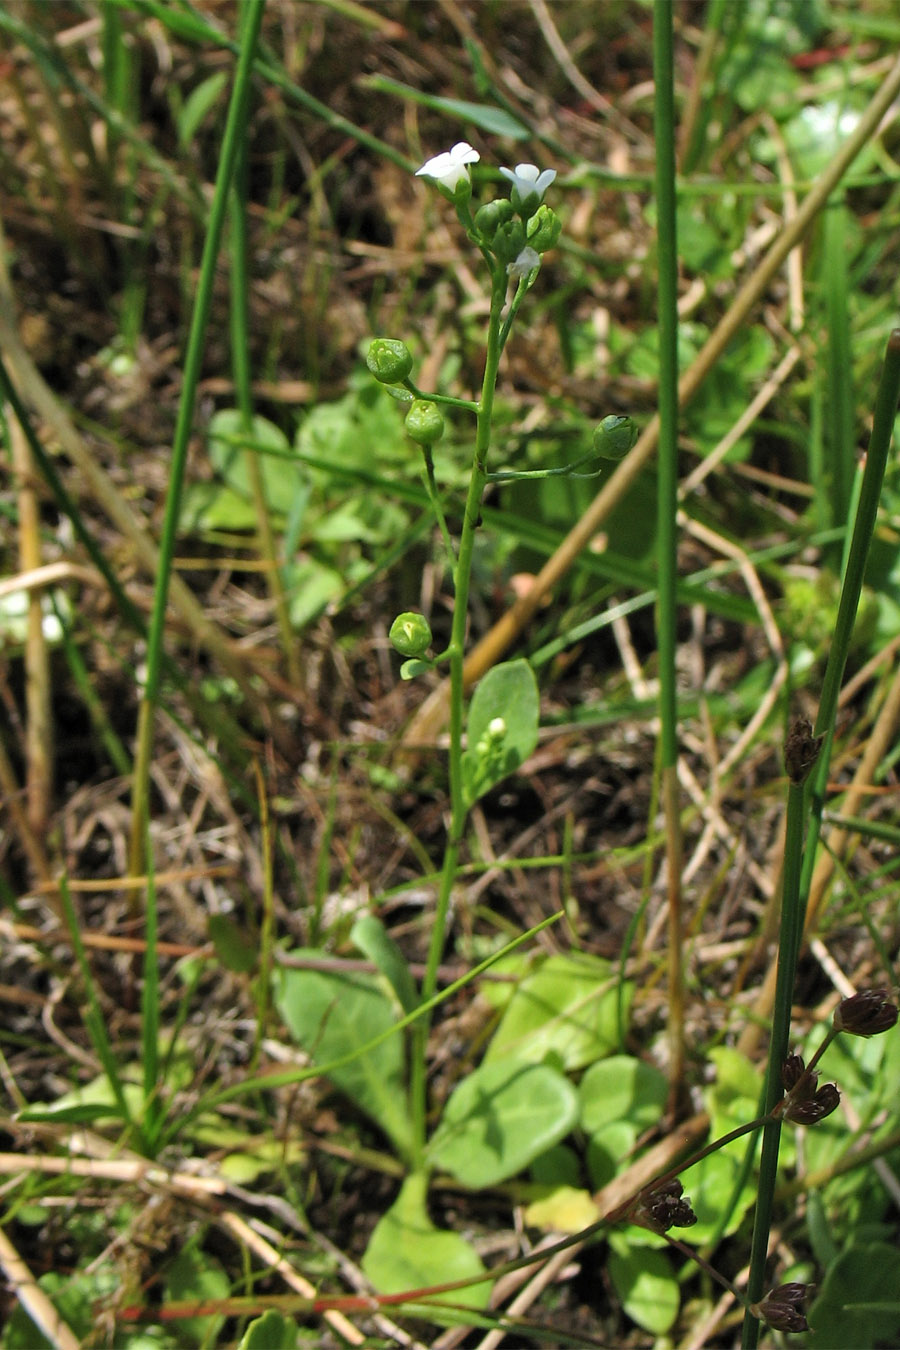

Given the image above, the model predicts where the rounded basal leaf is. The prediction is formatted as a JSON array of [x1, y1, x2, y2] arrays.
[[580, 1055, 668, 1135], [484, 952, 632, 1071], [427, 1058, 578, 1188], [273, 960, 412, 1162], [462, 659, 539, 807], [362, 1174, 491, 1318], [607, 1233, 680, 1335]]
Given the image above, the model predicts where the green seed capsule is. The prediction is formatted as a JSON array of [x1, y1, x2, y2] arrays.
[[593, 415, 639, 461], [389, 611, 433, 658], [405, 399, 445, 446], [366, 338, 413, 385]]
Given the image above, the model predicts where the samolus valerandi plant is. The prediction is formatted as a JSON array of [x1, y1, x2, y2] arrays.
[[272, 140, 645, 1316]]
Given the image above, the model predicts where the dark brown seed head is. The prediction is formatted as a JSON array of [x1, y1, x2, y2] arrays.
[[785, 716, 823, 785], [833, 989, 898, 1038], [755, 1282, 812, 1333], [631, 1179, 698, 1234], [783, 1081, 840, 1126]]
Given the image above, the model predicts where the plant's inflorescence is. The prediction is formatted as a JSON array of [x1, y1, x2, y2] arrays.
[[833, 988, 898, 1037]]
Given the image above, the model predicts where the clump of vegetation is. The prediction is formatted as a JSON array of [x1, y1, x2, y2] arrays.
[[1, 3, 900, 1348]]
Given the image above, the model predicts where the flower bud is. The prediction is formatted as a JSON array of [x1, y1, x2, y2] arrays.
[[366, 338, 413, 385], [781, 1053, 808, 1093], [389, 611, 433, 658], [593, 415, 639, 461], [491, 218, 526, 265], [405, 399, 445, 446], [526, 204, 562, 254], [754, 1282, 811, 1334], [474, 198, 514, 242], [833, 989, 898, 1037]]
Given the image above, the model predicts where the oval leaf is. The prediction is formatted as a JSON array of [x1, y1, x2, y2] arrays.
[[462, 659, 539, 807], [427, 1058, 578, 1188], [362, 1174, 491, 1319], [273, 959, 412, 1161], [484, 952, 631, 1071]]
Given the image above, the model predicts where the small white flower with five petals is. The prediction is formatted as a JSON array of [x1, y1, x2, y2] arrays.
[[507, 246, 541, 279], [498, 162, 557, 215], [415, 141, 480, 194]]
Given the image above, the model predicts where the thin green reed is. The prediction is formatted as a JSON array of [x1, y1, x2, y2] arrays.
[[742, 330, 900, 1347], [652, 0, 686, 1103], [129, 0, 266, 875]]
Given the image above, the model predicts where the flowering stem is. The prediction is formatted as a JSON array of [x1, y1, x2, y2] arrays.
[[420, 445, 456, 570], [410, 267, 507, 1167], [741, 774, 806, 1347]]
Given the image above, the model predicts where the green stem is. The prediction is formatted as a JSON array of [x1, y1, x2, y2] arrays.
[[128, 0, 265, 874], [229, 85, 300, 688], [814, 329, 900, 740], [652, 0, 685, 1107], [410, 268, 507, 1167], [741, 776, 806, 1347]]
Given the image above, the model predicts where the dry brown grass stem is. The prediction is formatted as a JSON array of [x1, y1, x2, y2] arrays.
[[0, 1220, 81, 1350], [400, 50, 900, 751]]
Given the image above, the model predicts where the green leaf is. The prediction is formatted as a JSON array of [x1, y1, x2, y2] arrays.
[[607, 1233, 680, 1335], [283, 558, 343, 629], [237, 1310, 298, 1350], [679, 1148, 755, 1245], [176, 71, 227, 148], [164, 1240, 229, 1345], [462, 659, 540, 807], [351, 914, 418, 1014], [579, 1055, 668, 1135], [362, 75, 530, 140], [273, 958, 413, 1160], [585, 1120, 639, 1190], [208, 913, 256, 973], [809, 1242, 900, 1349], [207, 410, 306, 520], [484, 952, 631, 1071], [362, 1173, 491, 1319], [427, 1058, 578, 1187]]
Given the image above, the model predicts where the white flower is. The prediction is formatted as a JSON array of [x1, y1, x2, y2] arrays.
[[507, 246, 541, 279], [498, 162, 557, 213], [415, 141, 480, 192]]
